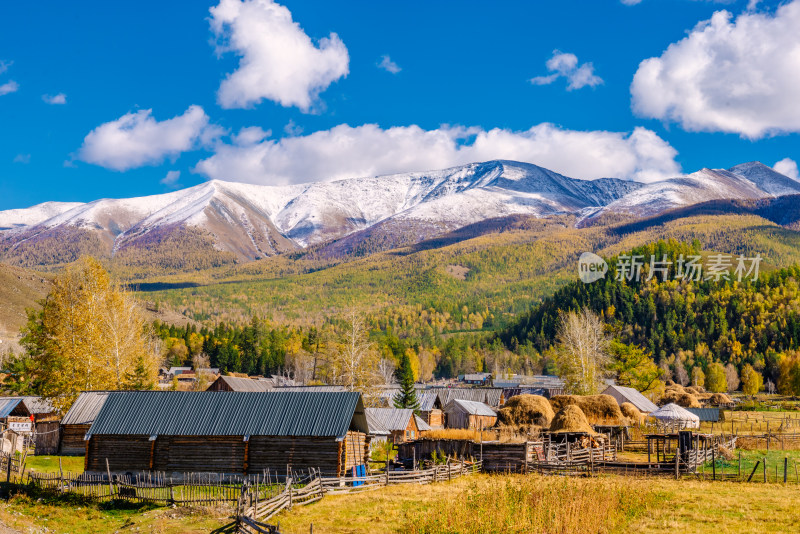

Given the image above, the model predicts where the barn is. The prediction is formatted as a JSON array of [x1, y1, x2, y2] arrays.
[[84, 391, 370, 476], [443, 399, 497, 430], [59, 391, 113, 455], [601, 385, 659, 414], [365, 408, 420, 443]]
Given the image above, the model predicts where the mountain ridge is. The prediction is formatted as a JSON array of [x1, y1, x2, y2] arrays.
[[1, 159, 797, 268]]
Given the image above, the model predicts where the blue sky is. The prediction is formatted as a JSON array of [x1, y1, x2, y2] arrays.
[[0, 0, 798, 210]]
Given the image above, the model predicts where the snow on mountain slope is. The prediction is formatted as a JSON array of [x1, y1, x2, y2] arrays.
[[0, 201, 84, 229], [592, 163, 800, 220], [1, 159, 794, 265]]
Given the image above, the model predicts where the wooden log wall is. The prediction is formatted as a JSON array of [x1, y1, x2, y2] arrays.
[[87, 433, 368, 476], [34, 421, 60, 455], [60, 424, 91, 455]]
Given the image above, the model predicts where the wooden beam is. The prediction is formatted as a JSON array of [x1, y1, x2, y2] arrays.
[[149, 438, 155, 470]]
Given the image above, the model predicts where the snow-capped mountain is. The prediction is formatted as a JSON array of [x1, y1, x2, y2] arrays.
[[586, 162, 800, 221], [1, 160, 797, 265]]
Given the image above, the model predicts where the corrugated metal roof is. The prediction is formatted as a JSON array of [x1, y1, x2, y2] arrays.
[[0, 398, 26, 419], [446, 399, 496, 417], [434, 388, 503, 408], [364, 408, 415, 433], [275, 386, 346, 392], [685, 407, 720, 422], [210, 376, 273, 392], [61, 392, 113, 425], [88, 391, 367, 437], [602, 385, 659, 413], [20, 396, 56, 414], [414, 415, 431, 432]]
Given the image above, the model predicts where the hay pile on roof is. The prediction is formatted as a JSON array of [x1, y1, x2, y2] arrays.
[[550, 405, 596, 434], [549, 395, 624, 425], [620, 402, 643, 425], [497, 395, 554, 428], [685, 385, 706, 395], [659, 383, 701, 408]]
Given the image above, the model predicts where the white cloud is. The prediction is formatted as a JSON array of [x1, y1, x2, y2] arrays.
[[0, 60, 11, 75], [13, 154, 30, 164], [530, 51, 602, 90], [774, 158, 799, 180], [160, 170, 181, 187], [631, 2, 800, 139], [195, 123, 679, 185], [209, 0, 349, 111], [0, 80, 19, 96], [42, 93, 67, 105], [620, 0, 642, 4], [78, 105, 216, 171], [377, 55, 401, 74]]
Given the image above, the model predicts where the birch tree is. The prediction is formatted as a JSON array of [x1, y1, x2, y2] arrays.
[[20, 256, 159, 412], [553, 307, 609, 395]]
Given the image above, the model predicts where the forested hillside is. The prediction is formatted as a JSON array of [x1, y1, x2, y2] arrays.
[[500, 239, 800, 386]]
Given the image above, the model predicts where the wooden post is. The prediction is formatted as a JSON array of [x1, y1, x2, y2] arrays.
[[738, 452, 742, 479], [763, 457, 767, 483], [675, 445, 680, 480], [647, 438, 651, 464], [784, 457, 788, 484], [747, 461, 760, 482], [711, 449, 716, 481], [105, 458, 115, 497]]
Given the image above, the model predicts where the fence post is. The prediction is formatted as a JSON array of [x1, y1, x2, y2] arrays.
[[675, 446, 680, 480], [711, 449, 716, 481], [763, 457, 767, 483], [105, 458, 115, 497], [785, 457, 788, 484]]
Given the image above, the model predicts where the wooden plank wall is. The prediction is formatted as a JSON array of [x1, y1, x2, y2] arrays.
[[60, 424, 91, 455], [34, 421, 60, 455]]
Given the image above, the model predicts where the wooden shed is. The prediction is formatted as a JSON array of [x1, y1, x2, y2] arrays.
[[59, 391, 112, 455], [365, 408, 420, 443], [443, 399, 497, 430], [84, 391, 370, 476], [206, 375, 273, 392]]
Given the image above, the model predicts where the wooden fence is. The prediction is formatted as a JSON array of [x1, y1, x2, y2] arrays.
[[236, 461, 481, 533], [0, 451, 26, 482]]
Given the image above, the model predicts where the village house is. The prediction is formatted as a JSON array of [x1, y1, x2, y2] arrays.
[[443, 399, 497, 430], [84, 391, 370, 476], [365, 408, 425, 443]]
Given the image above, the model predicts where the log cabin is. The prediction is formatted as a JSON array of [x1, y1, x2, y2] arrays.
[[59, 391, 113, 455], [443, 399, 497, 430], [84, 391, 370, 476], [365, 408, 421, 443]]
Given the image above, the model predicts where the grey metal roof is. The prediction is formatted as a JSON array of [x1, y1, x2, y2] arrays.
[[414, 415, 431, 432], [364, 408, 415, 433], [275, 386, 346, 392], [434, 388, 503, 408], [446, 399, 497, 417], [685, 407, 720, 422], [209, 376, 273, 392], [417, 392, 439, 411], [602, 385, 659, 413], [88, 391, 367, 438], [19, 396, 56, 414], [61, 392, 113, 425], [0, 398, 26, 419]]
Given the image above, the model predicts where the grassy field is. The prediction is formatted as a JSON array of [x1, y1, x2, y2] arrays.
[[3, 472, 800, 533], [24, 455, 85, 475]]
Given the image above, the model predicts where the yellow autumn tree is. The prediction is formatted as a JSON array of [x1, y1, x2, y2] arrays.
[[20, 256, 159, 412]]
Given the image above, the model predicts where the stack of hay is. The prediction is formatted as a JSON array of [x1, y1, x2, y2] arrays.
[[620, 402, 644, 425], [549, 394, 625, 425], [659, 382, 701, 408], [497, 394, 554, 432], [549, 404, 596, 434]]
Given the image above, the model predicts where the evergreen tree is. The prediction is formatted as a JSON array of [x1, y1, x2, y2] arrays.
[[393, 353, 420, 412]]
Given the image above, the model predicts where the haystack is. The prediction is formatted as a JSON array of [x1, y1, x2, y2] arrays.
[[658, 389, 701, 408], [550, 405, 596, 434], [708, 392, 732, 405], [497, 395, 554, 428], [620, 402, 643, 425], [549, 395, 624, 425], [685, 385, 706, 395]]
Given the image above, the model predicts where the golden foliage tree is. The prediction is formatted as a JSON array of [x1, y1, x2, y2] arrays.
[[554, 307, 609, 395], [741, 364, 763, 396], [20, 257, 159, 412]]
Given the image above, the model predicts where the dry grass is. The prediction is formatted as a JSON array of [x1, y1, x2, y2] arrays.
[[550, 395, 625, 425], [497, 394, 554, 428], [550, 405, 596, 434], [420, 429, 497, 442], [660, 389, 702, 408]]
